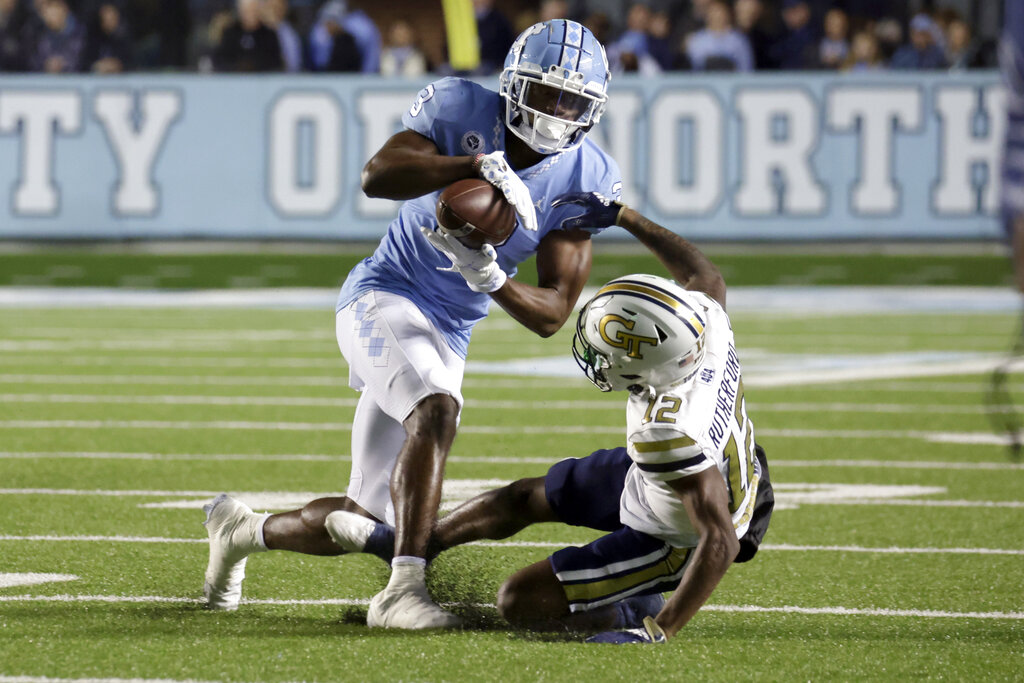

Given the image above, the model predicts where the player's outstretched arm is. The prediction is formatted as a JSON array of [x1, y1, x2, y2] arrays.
[[490, 229, 592, 337], [615, 207, 726, 309], [361, 130, 477, 200], [655, 467, 739, 638], [550, 192, 726, 309]]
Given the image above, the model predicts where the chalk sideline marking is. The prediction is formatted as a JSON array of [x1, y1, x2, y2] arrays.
[[1, 535, 1021, 557], [0, 393, 1009, 416], [2, 451, 1023, 470], [0, 419, 1019, 445], [4, 482, 1023, 510], [0, 595, 1021, 620], [0, 573, 78, 588]]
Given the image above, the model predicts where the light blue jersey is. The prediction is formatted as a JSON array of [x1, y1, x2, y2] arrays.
[[337, 77, 623, 357]]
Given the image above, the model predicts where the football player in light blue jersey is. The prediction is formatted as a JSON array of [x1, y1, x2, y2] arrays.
[[325, 194, 775, 643], [200, 19, 624, 630]]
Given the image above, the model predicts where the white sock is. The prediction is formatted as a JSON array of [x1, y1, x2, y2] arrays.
[[253, 513, 271, 551], [388, 556, 426, 590], [234, 512, 270, 554]]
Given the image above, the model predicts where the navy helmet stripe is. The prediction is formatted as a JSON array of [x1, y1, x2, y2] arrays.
[[611, 277, 706, 327], [595, 289, 681, 319]]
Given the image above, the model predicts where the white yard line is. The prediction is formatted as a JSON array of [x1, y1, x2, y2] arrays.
[[2, 487, 1018, 508], [3, 483, 1020, 508], [0, 355, 341, 369], [0, 393, 1007, 414], [770, 459, 1024, 470], [1, 451, 1022, 469], [0, 573, 78, 588], [0, 451, 561, 465], [0, 373, 344, 386], [1, 535, 1021, 556], [0, 594, 1020, 620], [0, 420, 627, 434], [0, 677, 256, 683], [0, 394, 622, 410], [0, 374, 584, 389], [699, 605, 1024, 619], [0, 420, 1015, 444]]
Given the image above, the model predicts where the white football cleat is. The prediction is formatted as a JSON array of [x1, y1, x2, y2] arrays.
[[366, 585, 463, 630], [324, 510, 376, 553], [202, 494, 263, 611]]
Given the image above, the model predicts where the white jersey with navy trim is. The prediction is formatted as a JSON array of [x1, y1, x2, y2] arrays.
[[619, 293, 760, 548], [337, 77, 623, 357]]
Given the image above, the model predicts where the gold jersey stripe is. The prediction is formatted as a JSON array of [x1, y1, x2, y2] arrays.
[[632, 435, 697, 453], [562, 547, 692, 604], [595, 283, 705, 334]]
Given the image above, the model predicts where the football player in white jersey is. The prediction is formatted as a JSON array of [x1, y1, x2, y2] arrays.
[[326, 192, 774, 642], [201, 20, 626, 629]]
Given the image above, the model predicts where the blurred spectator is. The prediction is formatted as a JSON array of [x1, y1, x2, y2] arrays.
[[677, 0, 711, 37], [890, 13, 946, 69], [872, 17, 901, 61], [734, 0, 776, 69], [31, 0, 85, 73], [379, 19, 425, 77], [817, 7, 848, 69], [263, 0, 301, 72], [575, 0, 629, 37], [157, 0, 191, 68], [609, 3, 660, 74], [473, 0, 513, 74], [0, 0, 30, 70], [944, 15, 982, 70], [686, 0, 752, 71], [616, 3, 648, 51], [83, 1, 133, 72], [582, 11, 612, 47], [647, 10, 676, 70], [309, 0, 380, 73], [538, 0, 567, 23], [769, 0, 818, 70], [841, 29, 883, 71], [214, 0, 282, 72]]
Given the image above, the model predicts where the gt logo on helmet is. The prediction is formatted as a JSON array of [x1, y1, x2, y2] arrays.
[[598, 314, 658, 359]]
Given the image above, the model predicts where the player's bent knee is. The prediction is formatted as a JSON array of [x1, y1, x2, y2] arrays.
[[500, 477, 551, 521], [497, 562, 567, 627], [496, 575, 531, 625], [299, 497, 352, 529], [405, 393, 459, 441]]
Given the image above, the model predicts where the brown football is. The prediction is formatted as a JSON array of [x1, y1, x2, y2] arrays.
[[436, 178, 517, 248]]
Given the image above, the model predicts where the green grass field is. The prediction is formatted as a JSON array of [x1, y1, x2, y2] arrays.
[[1, 295, 1023, 682]]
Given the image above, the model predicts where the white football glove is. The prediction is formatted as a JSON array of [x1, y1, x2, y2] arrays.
[[420, 226, 508, 293], [473, 151, 538, 232]]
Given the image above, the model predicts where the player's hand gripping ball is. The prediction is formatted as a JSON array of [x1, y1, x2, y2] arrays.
[[436, 178, 518, 249]]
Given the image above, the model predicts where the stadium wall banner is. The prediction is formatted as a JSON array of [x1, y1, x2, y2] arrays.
[[0, 72, 1005, 241]]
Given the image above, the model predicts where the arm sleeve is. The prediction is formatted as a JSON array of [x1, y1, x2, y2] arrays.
[[546, 146, 624, 234], [628, 427, 715, 483]]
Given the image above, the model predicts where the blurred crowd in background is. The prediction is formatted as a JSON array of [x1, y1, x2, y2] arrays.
[[0, 0, 1001, 76]]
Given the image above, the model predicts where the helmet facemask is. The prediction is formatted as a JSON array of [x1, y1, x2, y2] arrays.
[[499, 20, 610, 155], [501, 67, 606, 154]]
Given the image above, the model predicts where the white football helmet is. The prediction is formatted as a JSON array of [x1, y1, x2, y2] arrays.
[[572, 274, 710, 393], [499, 19, 610, 154]]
